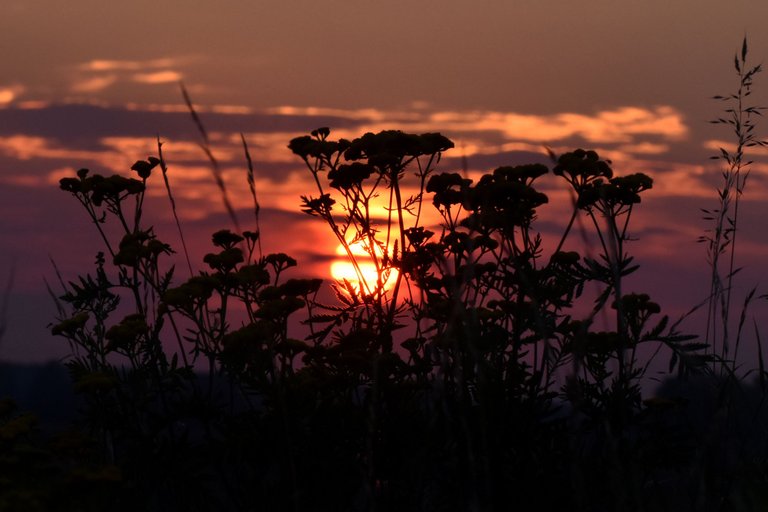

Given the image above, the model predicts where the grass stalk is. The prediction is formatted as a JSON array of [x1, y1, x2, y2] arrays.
[[240, 133, 263, 257], [701, 37, 766, 374], [180, 82, 241, 233], [157, 137, 194, 277]]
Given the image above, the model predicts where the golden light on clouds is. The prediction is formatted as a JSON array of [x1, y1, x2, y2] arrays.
[[0, 102, 753, 224], [79, 58, 178, 72], [702, 138, 738, 154], [0, 135, 146, 180], [71, 75, 118, 93], [260, 104, 689, 169], [266, 105, 423, 122], [0, 85, 24, 105], [427, 106, 687, 145], [0, 135, 67, 160], [133, 71, 183, 84], [98, 137, 162, 157], [14, 100, 48, 110], [0, 90, 15, 105], [71, 59, 184, 95], [190, 103, 692, 171], [615, 142, 670, 155]]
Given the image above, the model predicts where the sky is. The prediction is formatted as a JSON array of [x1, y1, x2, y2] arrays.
[[2, 0, 768, 363]]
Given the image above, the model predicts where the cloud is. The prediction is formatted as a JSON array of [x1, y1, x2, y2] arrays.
[[0, 135, 59, 160], [69, 58, 184, 95], [264, 104, 690, 172], [425, 106, 688, 145], [70, 75, 118, 93], [702, 138, 737, 155], [133, 71, 183, 84], [0, 135, 138, 175], [0, 85, 25, 106], [282, 107, 696, 202], [268, 105, 423, 122], [0, 90, 15, 104], [78, 58, 178, 72], [616, 142, 669, 155], [2, 100, 755, 209]]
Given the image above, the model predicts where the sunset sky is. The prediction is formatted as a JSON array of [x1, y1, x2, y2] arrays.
[[2, 0, 768, 362]]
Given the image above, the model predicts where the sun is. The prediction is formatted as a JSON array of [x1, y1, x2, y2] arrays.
[[330, 240, 397, 295]]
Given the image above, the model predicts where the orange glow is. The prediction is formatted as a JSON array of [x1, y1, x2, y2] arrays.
[[133, 71, 183, 84], [330, 240, 398, 296], [0, 85, 23, 105], [79, 58, 178, 72], [413, 106, 689, 146], [71, 75, 118, 93]]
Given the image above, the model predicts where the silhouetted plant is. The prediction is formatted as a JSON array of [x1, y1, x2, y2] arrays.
[[44, 39, 768, 509], [701, 37, 767, 373], [45, 118, 722, 511], [289, 127, 707, 510], [52, 149, 321, 509]]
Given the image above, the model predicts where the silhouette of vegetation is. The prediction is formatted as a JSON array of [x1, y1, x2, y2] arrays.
[[700, 37, 768, 376], [3, 37, 764, 511]]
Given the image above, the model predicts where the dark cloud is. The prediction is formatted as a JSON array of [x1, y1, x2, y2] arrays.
[[0, 104, 366, 150]]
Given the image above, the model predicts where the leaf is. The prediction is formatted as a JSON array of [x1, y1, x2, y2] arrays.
[[668, 350, 678, 373], [305, 325, 334, 341], [678, 342, 709, 352], [645, 315, 669, 339], [663, 333, 699, 343], [332, 282, 354, 306], [304, 314, 339, 324], [621, 264, 640, 276], [756, 320, 766, 389]]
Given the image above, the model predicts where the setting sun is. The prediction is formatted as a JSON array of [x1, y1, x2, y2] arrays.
[[330, 240, 398, 295]]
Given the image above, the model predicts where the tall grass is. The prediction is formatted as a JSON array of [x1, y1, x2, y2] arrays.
[[700, 37, 767, 375]]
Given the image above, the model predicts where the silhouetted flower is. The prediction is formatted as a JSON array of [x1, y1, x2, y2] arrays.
[[426, 172, 471, 209], [51, 312, 89, 336], [162, 275, 219, 311], [105, 314, 148, 352], [130, 156, 160, 179], [327, 162, 374, 189], [203, 247, 244, 272], [264, 253, 298, 271], [288, 132, 341, 160], [212, 229, 244, 249], [553, 149, 613, 194], [114, 231, 172, 267], [300, 193, 335, 216]]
